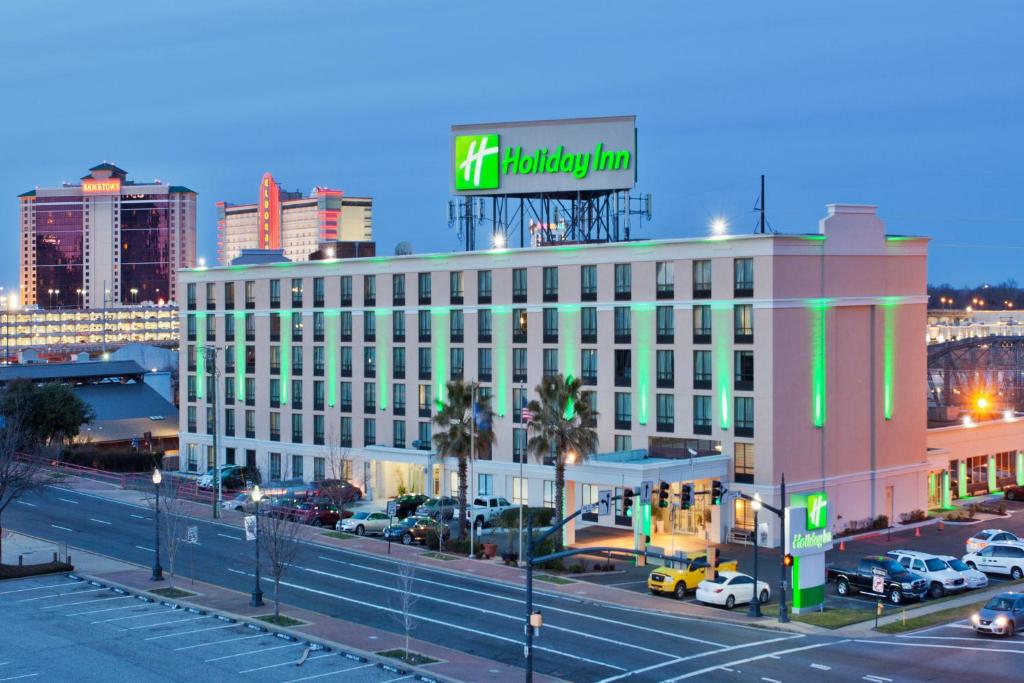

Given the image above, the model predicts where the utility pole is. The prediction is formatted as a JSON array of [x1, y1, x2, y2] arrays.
[[469, 383, 476, 557], [759, 174, 766, 234], [779, 473, 789, 623]]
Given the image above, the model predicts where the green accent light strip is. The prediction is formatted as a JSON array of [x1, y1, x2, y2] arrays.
[[196, 313, 206, 399], [376, 308, 391, 410], [942, 470, 952, 509], [432, 309, 449, 406], [234, 313, 245, 398], [791, 555, 803, 608], [641, 503, 651, 536], [493, 308, 510, 417], [560, 305, 579, 382], [989, 454, 998, 493], [883, 303, 895, 420], [1017, 452, 1024, 487], [958, 461, 967, 499], [634, 305, 652, 425], [326, 311, 338, 407], [714, 305, 731, 429], [281, 311, 291, 403], [810, 300, 828, 428]]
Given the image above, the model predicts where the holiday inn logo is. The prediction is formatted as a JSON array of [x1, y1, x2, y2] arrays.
[[455, 134, 500, 190], [806, 491, 828, 531]]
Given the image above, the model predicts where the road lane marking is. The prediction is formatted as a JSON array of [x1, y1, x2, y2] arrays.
[[42, 596, 130, 610], [50, 524, 72, 532], [853, 639, 1024, 654], [14, 501, 36, 507], [135, 546, 155, 552], [56, 498, 78, 505], [130, 514, 149, 520], [0, 675, 39, 682], [282, 663, 374, 683], [811, 663, 832, 670], [15, 588, 106, 603], [205, 642, 302, 662], [217, 533, 240, 540], [762, 678, 782, 683], [659, 639, 849, 682], [124, 615, 207, 630], [144, 623, 237, 641], [89, 518, 112, 525], [174, 633, 265, 650], [864, 676, 893, 682]]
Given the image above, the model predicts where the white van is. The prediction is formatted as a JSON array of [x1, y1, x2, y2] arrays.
[[962, 543, 1024, 580]]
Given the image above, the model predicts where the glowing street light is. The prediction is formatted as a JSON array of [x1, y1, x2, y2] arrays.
[[151, 468, 164, 581], [748, 492, 763, 618], [492, 232, 506, 249]]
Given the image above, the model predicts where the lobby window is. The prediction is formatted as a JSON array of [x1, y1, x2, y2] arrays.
[[513, 428, 527, 464], [478, 348, 492, 382], [694, 350, 712, 389], [735, 351, 754, 391], [364, 310, 376, 342], [734, 443, 754, 484], [340, 311, 352, 341], [581, 349, 597, 385], [478, 309, 492, 343], [187, 283, 196, 310], [340, 276, 352, 306], [614, 306, 631, 343], [364, 418, 376, 446], [314, 312, 325, 341], [393, 312, 405, 342], [364, 347, 376, 377], [614, 435, 631, 451], [450, 309, 464, 342], [543, 267, 558, 302], [735, 397, 754, 437], [543, 349, 558, 377], [693, 395, 712, 435], [477, 270, 492, 303], [291, 379, 303, 409], [340, 347, 352, 377], [614, 349, 632, 387], [734, 304, 754, 343], [340, 382, 352, 412], [614, 264, 631, 300], [513, 308, 527, 343], [246, 280, 256, 309], [656, 261, 674, 299], [394, 420, 406, 449], [314, 346, 325, 376], [734, 258, 753, 297], [580, 265, 597, 301], [186, 444, 197, 472], [513, 268, 528, 302], [451, 348, 465, 380], [513, 348, 528, 383], [543, 480, 556, 509], [393, 347, 406, 379], [270, 412, 280, 441], [418, 384, 432, 417], [270, 453, 281, 481], [734, 498, 755, 531], [418, 310, 431, 342], [511, 476, 528, 505], [292, 454, 304, 480], [313, 277, 324, 307], [478, 473, 493, 496], [656, 305, 674, 343], [340, 417, 352, 447], [693, 305, 711, 343], [313, 454, 325, 479], [615, 392, 632, 430], [450, 271, 464, 304], [417, 273, 431, 304], [394, 384, 406, 415], [657, 350, 674, 388], [656, 394, 675, 432], [291, 278, 303, 307], [581, 307, 597, 343], [270, 279, 280, 308], [543, 308, 558, 343], [392, 274, 405, 306], [364, 382, 376, 412], [363, 275, 376, 306], [418, 348, 431, 380], [693, 260, 712, 298], [292, 413, 303, 443]]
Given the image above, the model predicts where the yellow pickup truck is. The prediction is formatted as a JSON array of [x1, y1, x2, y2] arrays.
[[647, 554, 738, 599]]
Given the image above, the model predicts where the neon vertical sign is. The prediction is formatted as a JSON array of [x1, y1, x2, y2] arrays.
[[259, 173, 281, 250]]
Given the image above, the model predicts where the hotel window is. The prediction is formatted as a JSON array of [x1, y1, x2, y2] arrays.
[[364, 275, 376, 306], [364, 418, 376, 446], [246, 280, 256, 309], [656, 261, 674, 298], [270, 279, 280, 308], [478, 348, 492, 382], [580, 484, 600, 521], [513, 429, 527, 464], [186, 444, 197, 472], [364, 310, 376, 342], [394, 420, 406, 449], [581, 349, 597, 385], [224, 282, 235, 310], [450, 309, 464, 342], [364, 347, 376, 377], [392, 274, 405, 306], [418, 348, 431, 380], [340, 276, 352, 306], [418, 384, 432, 417], [270, 379, 280, 408], [340, 347, 352, 377], [511, 476, 528, 505], [292, 413, 303, 443], [187, 406, 196, 432], [364, 382, 376, 412], [224, 408, 235, 437], [313, 380, 324, 410], [270, 313, 281, 342], [313, 347, 325, 376], [187, 346, 197, 372], [393, 312, 405, 342], [581, 307, 597, 343], [513, 388, 527, 423], [206, 315, 215, 340], [477, 270, 492, 303], [313, 454, 325, 479], [693, 260, 712, 298], [542, 480, 556, 509], [615, 392, 632, 430], [614, 435, 632, 451], [513, 268, 528, 302], [340, 417, 352, 447], [393, 347, 406, 379], [656, 305, 674, 343], [543, 308, 558, 343], [478, 309, 492, 343], [245, 410, 255, 438], [187, 283, 196, 310], [270, 346, 281, 374], [418, 421, 431, 447], [734, 498, 755, 531], [614, 264, 631, 300], [225, 315, 235, 341], [657, 350, 674, 388], [394, 384, 406, 415], [734, 304, 753, 343], [693, 350, 711, 389], [245, 313, 255, 341], [513, 348, 528, 383], [580, 265, 597, 301], [543, 267, 558, 302], [226, 377, 235, 403], [614, 306, 631, 343], [450, 271, 464, 304], [735, 397, 754, 437], [451, 348, 464, 380], [513, 308, 527, 343], [291, 379, 303, 409], [313, 311, 325, 341], [245, 378, 255, 405], [187, 315, 196, 341], [656, 394, 675, 432], [734, 258, 753, 297], [418, 272, 431, 304], [270, 453, 281, 481], [693, 395, 712, 434], [313, 277, 324, 307], [292, 346, 303, 375], [478, 473, 493, 496], [340, 311, 352, 341], [292, 454, 304, 480], [206, 376, 216, 400], [340, 382, 352, 412], [734, 443, 754, 484], [734, 351, 754, 391], [291, 278, 303, 307], [693, 305, 711, 343], [543, 349, 558, 377], [418, 310, 431, 342], [614, 349, 631, 387], [270, 412, 280, 441]]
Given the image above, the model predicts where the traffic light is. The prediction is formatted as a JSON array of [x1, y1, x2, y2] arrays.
[[658, 481, 670, 508], [783, 553, 794, 568], [680, 484, 693, 510], [623, 487, 634, 517], [711, 480, 723, 505]]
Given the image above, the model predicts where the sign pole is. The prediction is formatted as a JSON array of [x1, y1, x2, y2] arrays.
[[779, 473, 789, 623]]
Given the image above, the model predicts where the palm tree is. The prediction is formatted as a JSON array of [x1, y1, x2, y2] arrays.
[[433, 380, 496, 540], [525, 374, 599, 551]]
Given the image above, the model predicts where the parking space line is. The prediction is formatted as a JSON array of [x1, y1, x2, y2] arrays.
[[217, 533, 241, 540], [144, 623, 237, 641], [129, 514, 148, 520], [134, 546, 155, 552], [15, 588, 106, 603], [237, 653, 332, 674], [56, 498, 78, 505], [379, 676, 413, 683], [42, 596, 131, 610], [0, 582, 72, 595], [93, 609, 171, 623], [68, 603, 142, 617], [281, 663, 374, 683], [205, 642, 302, 662], [174, 633, 264, 651], [124, 615, 208, 630], [49, 523, 71, 532]]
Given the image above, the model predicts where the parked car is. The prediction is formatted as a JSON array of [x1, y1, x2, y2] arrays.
[[965, 529, 1020, 554], [221, 492, 253, 512], [1004, 485, 1024, 502], [265, 497, 301, 519], [972, 592, 1024, 636], [464, 497, 516, 530], [648, 553, 739, 599], [198, 464, 244, 490], [937, 555, 989, 589], [382, 516, 449, 545], [826, 556, 928, 604], [338, 510, 391, 536], [290, 501, 351, 527], [962, 542, 1024, 579], [885, 550, 968, 598], [391, 494, 429, 519], [312, 479, 363, 505], [695, 571, 770, 609], [415, 496, 458, 520]]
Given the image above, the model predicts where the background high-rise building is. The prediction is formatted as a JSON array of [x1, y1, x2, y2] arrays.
[[217, 173, 373, 265], [19, 163, 197, 308]]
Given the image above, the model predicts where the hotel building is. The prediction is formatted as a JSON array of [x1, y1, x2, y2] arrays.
[[217, 173, 373, 265], [19, 163, 196, 308], [178, 204, 929, 546]]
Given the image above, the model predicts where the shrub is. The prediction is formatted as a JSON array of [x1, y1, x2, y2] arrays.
[[497, 506, 555, 528], [899, 509, 927, 524], [871, 515, 889, 530], [999, 501, 1007, 515], [444, 538, 471, 555], [568, 563, 584, 573]]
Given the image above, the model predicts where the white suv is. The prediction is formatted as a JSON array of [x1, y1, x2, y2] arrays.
[[962, 542, 1024, 580], [886, 550, 968, 598], [965, 529, 1020, 554], [937, 555, 988, 589]]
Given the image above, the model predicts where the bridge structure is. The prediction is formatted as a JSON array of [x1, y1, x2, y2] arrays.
[[927, 335, 1024, 411]]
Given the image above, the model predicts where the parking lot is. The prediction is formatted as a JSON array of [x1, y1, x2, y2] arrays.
[[0, 574, 414, 683]]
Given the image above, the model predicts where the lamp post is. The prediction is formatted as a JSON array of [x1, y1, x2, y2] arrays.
[[151, 467, 164, 581], [250, 485, 264, 607], [748, 492, 763, 617], [131, 288, 139, 305]]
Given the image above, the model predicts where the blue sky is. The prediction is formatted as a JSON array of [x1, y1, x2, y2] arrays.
[[2, 0, 1021, 287]]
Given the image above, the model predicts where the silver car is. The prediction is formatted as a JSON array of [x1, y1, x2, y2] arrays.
[[972, 592, 1024, 636], [337, 510, 391, 536]]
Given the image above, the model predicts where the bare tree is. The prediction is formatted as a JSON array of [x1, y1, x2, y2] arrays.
[[258, 510, 307, 619], [0, 420, 62, 563], [151, 477, 190, 587], [320, 424, 355, 521], [389, 561, 420, 663]]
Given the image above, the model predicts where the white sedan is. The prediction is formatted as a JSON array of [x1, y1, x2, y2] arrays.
[[337, 510, 391, 536], [695, 571, 771, 609]]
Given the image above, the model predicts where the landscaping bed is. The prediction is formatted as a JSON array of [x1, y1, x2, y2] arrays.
[[377, 649, 438, 666], [0, 561, 74, 580], [257, 614, 306, 627]]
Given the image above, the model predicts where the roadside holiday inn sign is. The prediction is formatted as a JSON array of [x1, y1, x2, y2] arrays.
[[785, 490, 834, 614]]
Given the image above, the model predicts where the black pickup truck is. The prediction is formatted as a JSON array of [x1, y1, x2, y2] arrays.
[[825, 556, 928, 604]]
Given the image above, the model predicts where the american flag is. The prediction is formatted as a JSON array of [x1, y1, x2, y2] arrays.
[[521, 406, 535, 423]]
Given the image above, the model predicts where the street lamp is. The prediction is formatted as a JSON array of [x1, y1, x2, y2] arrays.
[[747, 492, 763, 618], [250, 485, 264, 607], [151, 468, 164, 581], [130, 288, 139, 305]]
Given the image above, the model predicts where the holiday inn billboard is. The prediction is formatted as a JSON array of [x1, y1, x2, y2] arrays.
[[451, 115, 637, 196]]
